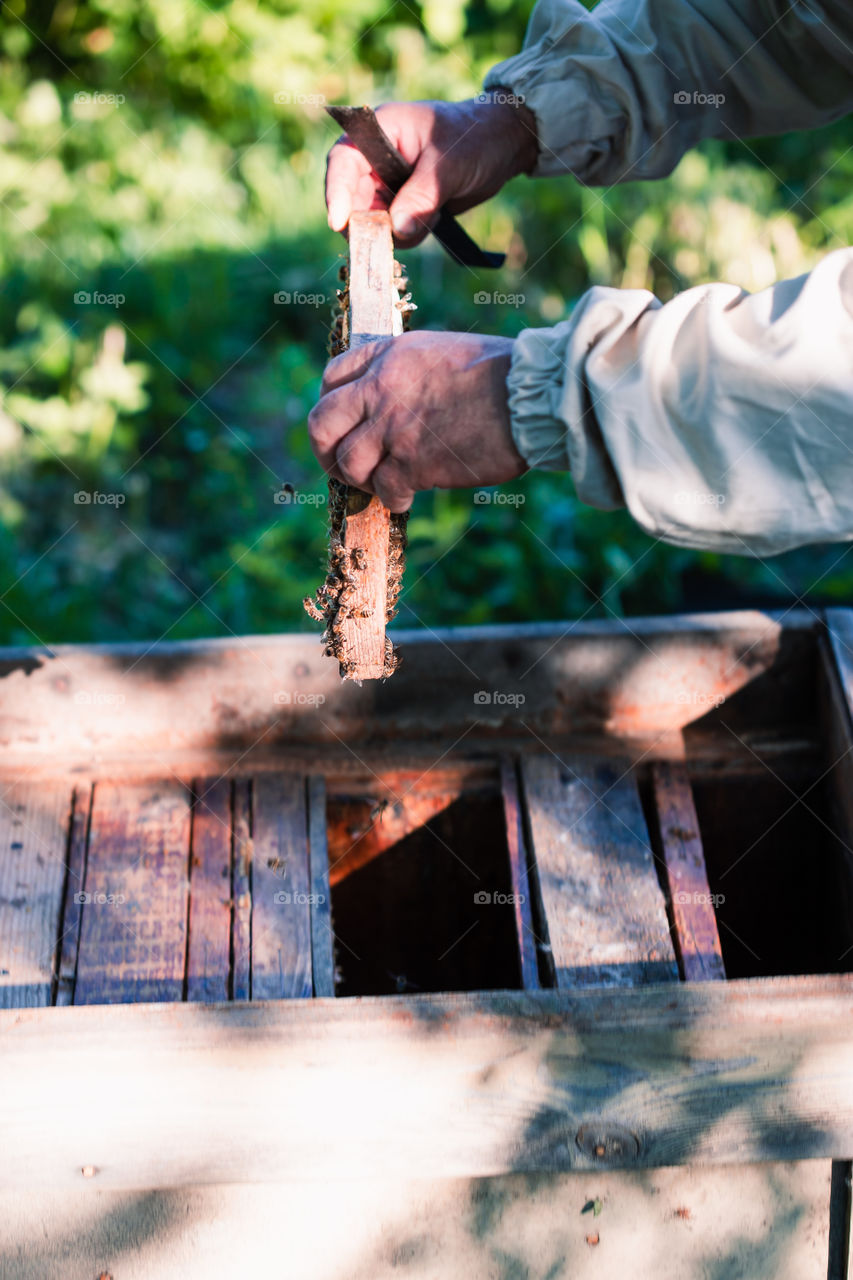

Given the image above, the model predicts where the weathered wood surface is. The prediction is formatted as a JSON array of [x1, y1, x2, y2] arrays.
[[326, 779, 462, 887], [826, 609, 853, 712], [652, 761, 725, 983], [817, 618, 853, 1279], [334, 209, 404, 680], [251, 773, 312, 1000], [232, 780, 251, 1001], [4, 977, 853, 1188], [54, 784, 92, 1007], [821, 616, 853, 960], [522, 756, 678, 987], [828, 1158, 853, 1280], [186, 778, 232, 1003], [500, 758, 540, 990], [9, 1160, 846, 1279], [307, 775, 335, 998], [0, 611, 814, 771], [0, 783, 71, 1008], [74, 781, 191, 1005], [0, 1161, 835, 1280]]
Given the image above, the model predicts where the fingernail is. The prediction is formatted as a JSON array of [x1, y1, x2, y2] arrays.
[[391, 209, 419, 239], [327, 194, 349, 231]]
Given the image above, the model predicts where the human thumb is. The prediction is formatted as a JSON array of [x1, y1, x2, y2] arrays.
[[389, 156, 445, 241]]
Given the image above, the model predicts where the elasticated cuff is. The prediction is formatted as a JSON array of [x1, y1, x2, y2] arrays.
[[483, 12, 626, 182], [506, 325, 575, 471]]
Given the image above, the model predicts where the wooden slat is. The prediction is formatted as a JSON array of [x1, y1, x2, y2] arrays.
[[826, 609, 853, 712], [652, 761, 725, 983], [521, 756, 678, 988], [186, 778, 232, 1003], [500, 758, 540, 990], [232, 780, 251, 1002], [307, 776, 335, 998], [0, 783, 71, 1008], [74, 781, 191, 1005], [0, 612, 813, 769], [5, 976, 853, 1188], [251, 773, 311, 1000], [820, 616, 853, 959], [816, 615, 853, 1280], [54, 784, 93, 1007], [336, 209, 404, 681], [828, 1158, 853, 1280]]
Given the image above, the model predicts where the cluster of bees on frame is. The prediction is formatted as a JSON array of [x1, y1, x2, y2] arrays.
[[301, 260, 414, 681]]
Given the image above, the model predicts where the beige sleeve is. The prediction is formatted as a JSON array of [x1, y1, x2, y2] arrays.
[[484, 0, 853, 184], [506, 249, 853, 556]]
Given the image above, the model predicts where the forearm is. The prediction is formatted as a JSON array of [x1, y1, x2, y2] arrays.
[[506, 248, 853, 556], [485, 0, 853, 184]]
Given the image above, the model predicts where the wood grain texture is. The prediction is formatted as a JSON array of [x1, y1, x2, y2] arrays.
[[826, 609, 853, 709], [186, 778, 232, 1003], [348, 210, 404, 348], [0, 1161, 835, 1279], [821, 617, 853, 961], [0, 783, 71, 1008], [326, 785, 460, 887], [652, 761, 725, 983], [828, 1158, 852, 1280], [54, 784, 92, 1007], [0, 611, 813, 769], [818, 617, 853, 1280], [307, 776, 335, 998], [500, 758, 540, 990], [4, 977, 853, 1188], [521, 756, 678, 988], [232, 780, 251, 1001], [74, 781, 191, 1005], [251, 773, 312, 1000], [339, 210, 404, 680]]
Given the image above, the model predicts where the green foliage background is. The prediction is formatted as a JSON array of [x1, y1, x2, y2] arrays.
[[1, 0, 852, 646]]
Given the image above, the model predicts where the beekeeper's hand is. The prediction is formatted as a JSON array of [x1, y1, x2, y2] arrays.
[[307, 330, 527, 511], [325, 97, 538, 248]]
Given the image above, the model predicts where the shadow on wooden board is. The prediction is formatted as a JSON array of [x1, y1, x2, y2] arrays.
[[0, 612, 851, 1279]]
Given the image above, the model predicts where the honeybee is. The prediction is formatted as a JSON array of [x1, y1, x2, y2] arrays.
[[303, 595, 326, 622]]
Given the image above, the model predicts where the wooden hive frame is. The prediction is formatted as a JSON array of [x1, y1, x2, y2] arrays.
[[1, 608, 852, 1274], [304, 210, 411, 681]]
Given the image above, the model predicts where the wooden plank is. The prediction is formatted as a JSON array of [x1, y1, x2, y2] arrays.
[[0, 783, 71, 1008], [827, 608, 853, 711], [54, 784, 93, 1007], [0, 1159, 834, 1279], [0, 730, 819, 789], [74, 781, 191, 1005], [820, 615, 853, 961], [521, 755, 678, 988], [251, 773, 311, 1000], [828, 1158, 852, 1280], [232, 780, 251, 1002], [307, 776, 335, 998], [0, 611, 814, 767], [651, 761, 725, 982], [334, 209, 404, 681], [186, 778, 232, 1003], [500, 758, 540, 990], [818, 613, 853, 1280], [5, 976, 853, 1187], [340, 486, 390, 681]]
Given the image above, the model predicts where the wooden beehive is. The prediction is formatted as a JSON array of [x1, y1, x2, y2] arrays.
[[2, 608, 853, 1277]]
